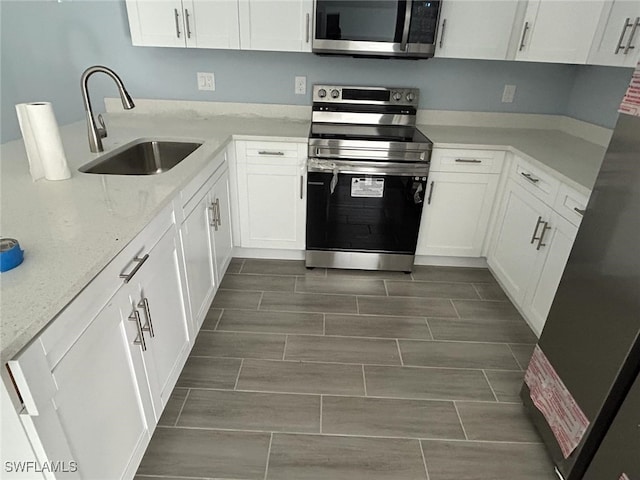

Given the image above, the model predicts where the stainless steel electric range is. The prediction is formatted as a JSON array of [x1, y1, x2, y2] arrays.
[[306, 85, 432, 272]]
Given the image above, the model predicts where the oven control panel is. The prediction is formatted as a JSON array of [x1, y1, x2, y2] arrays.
[[313, 85, 419, 106]]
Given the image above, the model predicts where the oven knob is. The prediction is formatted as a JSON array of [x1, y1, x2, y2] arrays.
[[406, 92, 415, 102], [318, 88, 327, 98], [393, 91, 402, 101], [331, 89, 340, 99]]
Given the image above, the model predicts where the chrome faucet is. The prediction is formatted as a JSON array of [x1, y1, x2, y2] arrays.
[[81, 65, 135, 153]]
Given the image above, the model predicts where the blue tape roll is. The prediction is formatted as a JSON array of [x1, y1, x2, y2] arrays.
[[0, 238, 24, 272]]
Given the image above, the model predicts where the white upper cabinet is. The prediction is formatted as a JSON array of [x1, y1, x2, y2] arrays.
[[238, 0, 313, 52], [588, 0, 640, 67], [516, 0, 607, 64], [126, 0, 240, 49], [435, 1, 522, 60]]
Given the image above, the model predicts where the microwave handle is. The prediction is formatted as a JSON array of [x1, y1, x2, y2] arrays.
[[400, 0, 413, 51]]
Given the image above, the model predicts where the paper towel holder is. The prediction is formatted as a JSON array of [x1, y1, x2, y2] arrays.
[[81, 65, 135, 153]]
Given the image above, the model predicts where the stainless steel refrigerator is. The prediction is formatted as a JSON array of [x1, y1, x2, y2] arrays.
[[521, 108, 640, 479]]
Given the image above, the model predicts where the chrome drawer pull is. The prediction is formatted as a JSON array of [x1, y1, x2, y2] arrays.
[[519, 21, 530, 51], [119, 254, 149, 283], [455, 158, 482, 163], [129, 310, 146, 351], [258, 150, 285, 156], [521, 172, 539, 184], [138, 297, 155, 338], [573, 207, 585, 216]]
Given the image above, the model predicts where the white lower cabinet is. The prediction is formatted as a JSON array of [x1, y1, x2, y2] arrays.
[[235, 140, 307, 250], [210, 170, 234, 280]]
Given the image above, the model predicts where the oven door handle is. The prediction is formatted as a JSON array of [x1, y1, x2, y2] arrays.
[[308, 159, 429, 177], [400, 0, 413, 51]]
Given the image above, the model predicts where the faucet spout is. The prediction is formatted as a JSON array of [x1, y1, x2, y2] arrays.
[[81, 65, 135, 153]]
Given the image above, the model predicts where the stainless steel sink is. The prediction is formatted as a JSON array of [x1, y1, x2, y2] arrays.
[[79, 139, 203, 175]]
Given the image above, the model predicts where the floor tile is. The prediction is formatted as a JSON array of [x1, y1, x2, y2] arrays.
[[211, 289, 262, 310], [226, 257, 245, 274], [201, 308, 223, 330], [236, 359, 365, 395], [485, 370, 525, 403], [357, 296, 457, 318], [285, 335, 401, 365], [421, 440, 556, 480], [509, 343, 536, 370], [429, 318, 538, 344], [365, 365, 495, 401], [137, 427, 270, 479], [260, 291, 358, 314], [452, 299, 522, 320], [473, 283, 509, 301], [216, 309, 323, 335], [325, 314, 431, 339], [296, 276, 387, 296], [386, 280, 479, 299], [175, 356, 242, 389], [241, 259, 325, 276], [191, 331, 285, 359], [220, 273, 296, 292], [322, 396, 465, 439], [456, 402, 543, 442], [267, 434, 427, 480], [412, 266, 497, 284], [399, 340, 521, 370], [177, 389, 320, 433], [157, 388, 188, 427]]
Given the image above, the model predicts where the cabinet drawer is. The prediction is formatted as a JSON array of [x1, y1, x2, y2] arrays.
[[430, 148, 505, 174], [512, 157, 560, 206], [554, 183, 589, 226], [243, 141, 301, 161]]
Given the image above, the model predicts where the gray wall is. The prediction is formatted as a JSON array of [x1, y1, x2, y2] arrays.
[[0, 0, 634, 144]]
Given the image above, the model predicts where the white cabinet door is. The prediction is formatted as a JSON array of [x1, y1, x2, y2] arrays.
[[126, 0, 186, 47], [236, 141, 307, 250], [488, 179, 550, 304], [186, 0, 241, 48], [588, 0, 640, 67], [435, 1, 521, 60], [416, 172, 499, 257], [524, 211, 577, 335], [516, 0, 607, 63], [132, 227, 191, 419], [180, 185, 216, 331], [211, 170, 234, 282], [239, 0, 313, 52]]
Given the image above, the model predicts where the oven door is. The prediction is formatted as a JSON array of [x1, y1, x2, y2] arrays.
[[306, 159, 429, 254], [313, 0, 441, 58]]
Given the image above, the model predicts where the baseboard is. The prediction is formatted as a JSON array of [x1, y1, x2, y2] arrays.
[[413, 255, 488, 268], [232, 247, 305, 260]]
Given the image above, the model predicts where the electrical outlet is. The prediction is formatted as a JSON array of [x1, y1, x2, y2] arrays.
[[502, 84, 516, 103], [295, 76, 306, 95], [197, 72, 215, 91]]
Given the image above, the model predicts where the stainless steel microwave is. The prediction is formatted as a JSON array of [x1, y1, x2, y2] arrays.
[[312, 0, 441, 59]]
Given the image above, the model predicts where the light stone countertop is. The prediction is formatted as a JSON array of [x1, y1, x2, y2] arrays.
[[0, 112, 606, 362]]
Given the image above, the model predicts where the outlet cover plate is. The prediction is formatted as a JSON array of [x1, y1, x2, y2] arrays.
[[295, 76, 306, 95], [502, 84, 516, 103], [197, 72, 215, 91]]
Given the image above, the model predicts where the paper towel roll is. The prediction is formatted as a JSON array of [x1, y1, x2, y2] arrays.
[[15, 102, 71, 181]]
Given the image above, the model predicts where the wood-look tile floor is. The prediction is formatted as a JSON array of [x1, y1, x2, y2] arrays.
[[136, 258, 556, 480]]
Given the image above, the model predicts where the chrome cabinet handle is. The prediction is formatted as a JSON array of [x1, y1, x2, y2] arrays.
[[129, 309, 147, 351], [300, 175, 304, 199], [530, 216, 545, 244], [258, 150, 285, 156], [174, 8, 181, 38], [400, 0, 413, 51], [439, 19, 447, 49], [521, 172, 539, 184], [573, 207, 585, 216], [185, 9, 192, 39], [138, 297, 155, 338], [119, 254, 149, 283], [455, 158, 482, 163], [536, 222, 551, 250], [427, 181, 435, 205], [615, 18, 633, 54], [625, 17, 640, 54], [215, 198, 221, 228], [306, 13, 310, 43], [208, 203, 216, 227], [519, 21, 530, 51]]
